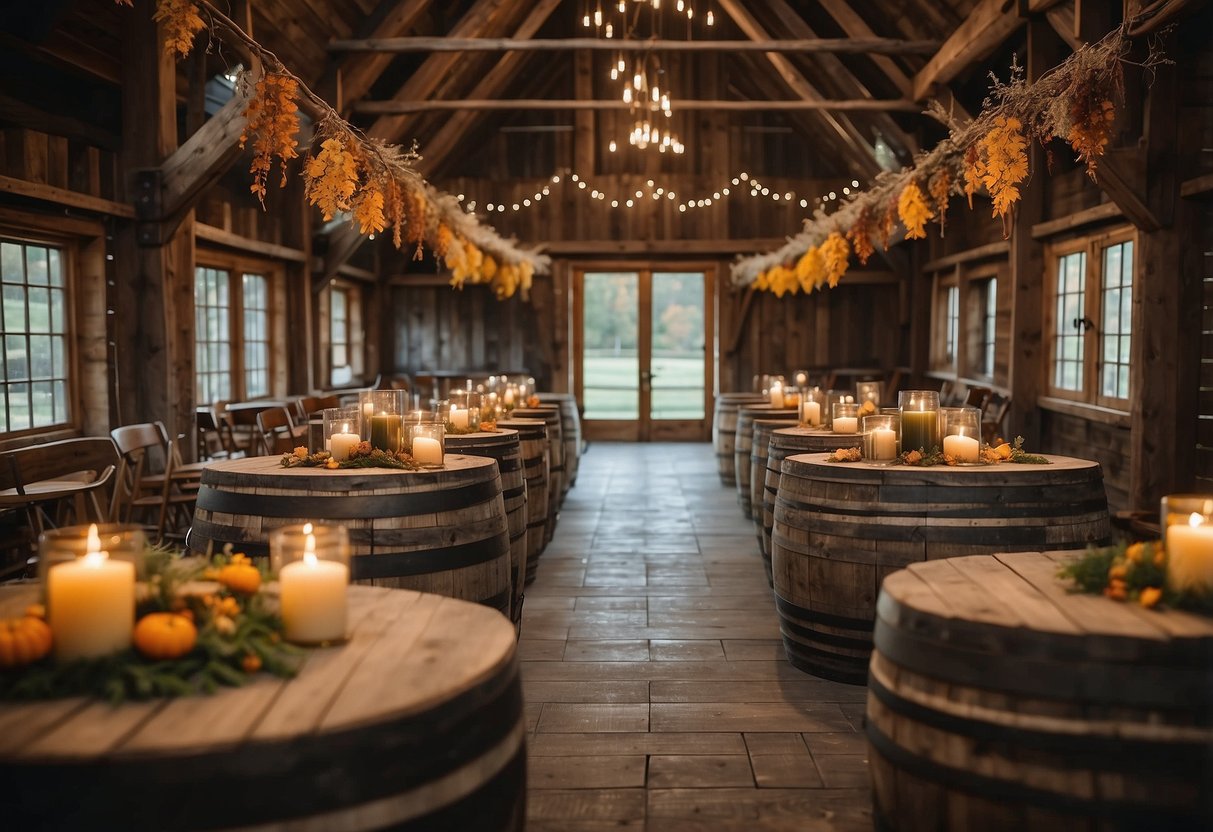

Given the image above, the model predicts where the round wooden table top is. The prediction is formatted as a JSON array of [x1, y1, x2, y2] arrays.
[[784, 451, 1100, 481], [1, 585, 523, 830], [198, 451, 497, 488]]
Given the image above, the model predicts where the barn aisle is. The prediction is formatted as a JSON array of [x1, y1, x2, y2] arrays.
[[519, 442, 873, 831]]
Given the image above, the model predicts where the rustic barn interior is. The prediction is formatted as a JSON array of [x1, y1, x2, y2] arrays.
[[1, 0, 1211, 829]]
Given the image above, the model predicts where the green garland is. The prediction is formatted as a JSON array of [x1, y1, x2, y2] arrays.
[[825, 436, 1050, 466], [281, 444, 422, 470], [1058, 540, 1213, 614], [0, 548, 303, 704]]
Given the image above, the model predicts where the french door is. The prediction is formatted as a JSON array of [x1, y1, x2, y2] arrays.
[[574, 265, 714, 441]]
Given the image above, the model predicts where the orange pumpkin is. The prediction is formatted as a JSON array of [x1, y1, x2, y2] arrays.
[[216, 562, 261, 595], [133, 613, 198, 660], [0, 616, 53, 669]]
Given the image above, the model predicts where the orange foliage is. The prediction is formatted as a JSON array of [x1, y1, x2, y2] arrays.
[[154, 0, 206, 59], [353, 180, 386, 236], [897, 182, 934, 240], [846, 206, 876, 266], [304, 137, 360, 221], [978, 116, 1029, 221], [928, 170, 951, 236], [240, 73, 300, 208], [1068, 96, 1115, 180], [962, 144, 982, 209], [820, 232, 850, 288]]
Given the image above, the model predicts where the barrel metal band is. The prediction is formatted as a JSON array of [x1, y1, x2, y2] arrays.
[[865, 721, 1204, 825], [351, 533, 511, 580], [197, 478, 501, 519], [776, 594, 877, 634]]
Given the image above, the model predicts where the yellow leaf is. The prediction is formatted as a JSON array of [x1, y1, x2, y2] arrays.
[[353, 182, 386, 236], [794, 247, 824, 294], [153, 0, 206, 59], [897, 182, 934, 240], [304, 137, 359, 221], [820, 232, 850, 288], [979, 116, 1029, 222]]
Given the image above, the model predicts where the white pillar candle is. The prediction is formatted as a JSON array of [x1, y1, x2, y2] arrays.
[[450, 407, 469, 429], [943, 433, 980, 462], [1166, 513, 1213, 594], [768, 382, 783, 408], [48, 524, 135, 661], [412, 436, 443, 465], [362, 401, 374, 422], [870, 427, 897, 460], [329, 425, 360, 461], [804, 401, 821, 427], [503, 388, 515, 405], [279, 533, 348, 644], [833, 416, 858, 434]]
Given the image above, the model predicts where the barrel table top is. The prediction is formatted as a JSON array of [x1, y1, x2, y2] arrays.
[[870, 552, 1213, 828], [198, 451, 497, 489], [783, 451, 1100, 483], [0, 585, 523, 831]]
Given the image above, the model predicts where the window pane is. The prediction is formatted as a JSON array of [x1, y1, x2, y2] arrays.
[[1, 243, 22, 281], [8, 382, 30, 430], [25, 247, 48, 286], [48, 248, 62, 287], [4, 284, 26, 331], [6, 335, 28, 381], [28, 287, 50, 333], [1098, 241, 1132, 401], [195, 266, 233, 403], [582, 272, 640, 420], [30, 335, 51, 378], [31, 380, 54, 427], [50, 288, 65, 333]]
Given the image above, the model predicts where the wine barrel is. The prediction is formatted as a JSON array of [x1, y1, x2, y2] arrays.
[[498, 418, 549, 585], [733, 405, 798, 519], [749, 417, 798, 559], [510, 406, 563, 536], [868, 552, 1213, 831], [0, 585, 527, 832], [190, 455, 513, 615], [760, 427, 864, 585], [772, 453, 1110, 684], [446, 429, 526, 633], [713, 393, 766, 486], [537, 393, 582, 492]]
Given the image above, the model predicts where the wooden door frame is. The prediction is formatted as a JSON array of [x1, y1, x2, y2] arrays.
[[573, 261, 716, 442]]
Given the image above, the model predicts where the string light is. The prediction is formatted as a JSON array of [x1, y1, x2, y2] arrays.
[[461, 172, 863, 217]]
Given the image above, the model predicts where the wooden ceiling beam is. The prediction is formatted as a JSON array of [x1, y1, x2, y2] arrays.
[[335, 0, 433, 108], [912, 0, 1026, 101], [416, 0, 566, 178], [366, 0, 518, 143], [357, 98, 923, 114], [813, 0, 972, 122], [715, 0, 881, 178], [328, 36, 942, 54], [757, 0, 920, 158]]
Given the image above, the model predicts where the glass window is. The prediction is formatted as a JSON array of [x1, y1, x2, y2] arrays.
[[1, 238, 70, 432], [1100, 240, 1133, 401], [944, 285, 959, 367], [1052, 251, 1086, 392], [330, 287, 350, 385], [242, 273, 269, 398], [982, 278, 997, 377], [195, 266, 232, 404]]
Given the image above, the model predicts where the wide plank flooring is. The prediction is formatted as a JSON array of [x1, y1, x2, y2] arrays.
[[521, 442, 873, 831]]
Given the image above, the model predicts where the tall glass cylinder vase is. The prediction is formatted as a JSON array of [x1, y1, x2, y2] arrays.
[[898, 390, 941, 453], [362, 389, 406, 454]]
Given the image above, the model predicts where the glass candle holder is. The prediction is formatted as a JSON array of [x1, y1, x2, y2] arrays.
[[410, 421, 446, 467], [42, 523, 139, 661], [857, 380, 884, 409], [482, 392, 499, 429], [270, 522, 350, 645], [767, 377, 786, 408], [502, 383, 521, 411], [1161, 495, 1213, 595], [862, 414, 900, 462], [446, 391, 481, 432], [942, 407, 981, 463], [782, 387, 802, 409], [824, 389, 851, 430], [832, 402, 859, 434], [323, 407, 363, 461], [800, 387, 824, 428], [362, 389, 407, 452], [899, 390, 941, 453]]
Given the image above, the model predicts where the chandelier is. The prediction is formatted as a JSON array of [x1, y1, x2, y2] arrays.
[[581, 0, 715, 155]]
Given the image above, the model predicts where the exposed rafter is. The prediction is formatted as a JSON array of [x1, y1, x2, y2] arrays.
[[912, 0, 1026, 101], [715, 0, 882, 178], [333, 0, 433, 108], [356, 98, 923, 114], [327, 36, 942, 54]]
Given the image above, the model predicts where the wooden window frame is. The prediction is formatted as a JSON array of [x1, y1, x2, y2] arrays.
[[194, 250, 285, 404], [930, 271, 959, 372], [0, 231, 77, 439], [318, 279, 365, 389], [1043, 225, 1137, 409]]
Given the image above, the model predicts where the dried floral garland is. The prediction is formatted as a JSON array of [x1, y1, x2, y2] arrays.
[[279, 445, 423, 471], [1059, 540, 1213, 614], [732, 20, 1167, 293], [114, 0, 550, 293]]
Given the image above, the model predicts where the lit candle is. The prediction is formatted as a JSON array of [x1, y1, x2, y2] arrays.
[[48, 523, 135, 661], [1166, 507, 1213, 594], [361, 401, 374, 423], [833, 416, 858, 434], [870, 427, 897, 460], [795, 372, 807, 387], [450, 407, 469, 429], [503, 388, 515, 406], [783, 392, 801, 408], [803, 401, 821, 427], [370, 411, 401, 452], [329, 422, 360, 461], [412, 436, 443, 465], [279, 524, 348, 644], [943, 432, 980, 462], [768, 381, 783, 408]]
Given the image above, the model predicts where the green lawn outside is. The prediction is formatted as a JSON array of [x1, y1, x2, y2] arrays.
[[584, 353, 705, 420]]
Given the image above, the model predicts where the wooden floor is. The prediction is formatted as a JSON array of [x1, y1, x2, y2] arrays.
[[520, 442, 873, 831]]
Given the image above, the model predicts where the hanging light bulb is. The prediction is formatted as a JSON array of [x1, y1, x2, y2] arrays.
[[618, 0, 626, 10], [610, 66, 619, 80], [676, 0, 684, 10], [687, 6, 693, 19], [622, 85, 633, 104], [594, 8, 603, 26], [605, 22, 613, 37], [707, 10, 714, 25], [583, 14, 591, 27], [609, 140, 617, 152], [618, 57, 626, 72]]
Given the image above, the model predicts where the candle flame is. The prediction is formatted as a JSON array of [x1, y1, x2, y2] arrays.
[[303, 522, 313, 535], [86, 523, 100, 554], [303, 530, 317, 565], [342, 422, 349, 433], [1190, 512, 1206, 529]]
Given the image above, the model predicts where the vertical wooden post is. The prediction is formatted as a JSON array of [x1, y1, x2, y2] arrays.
[[1006, 19, 1061, 445], [1130, 54, 1194, 506], [116, 0, 196, 453]]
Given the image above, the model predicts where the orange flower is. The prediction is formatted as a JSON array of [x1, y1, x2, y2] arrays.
[[242, 653, 263, 674], [1139, 587, 1162, 609]]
